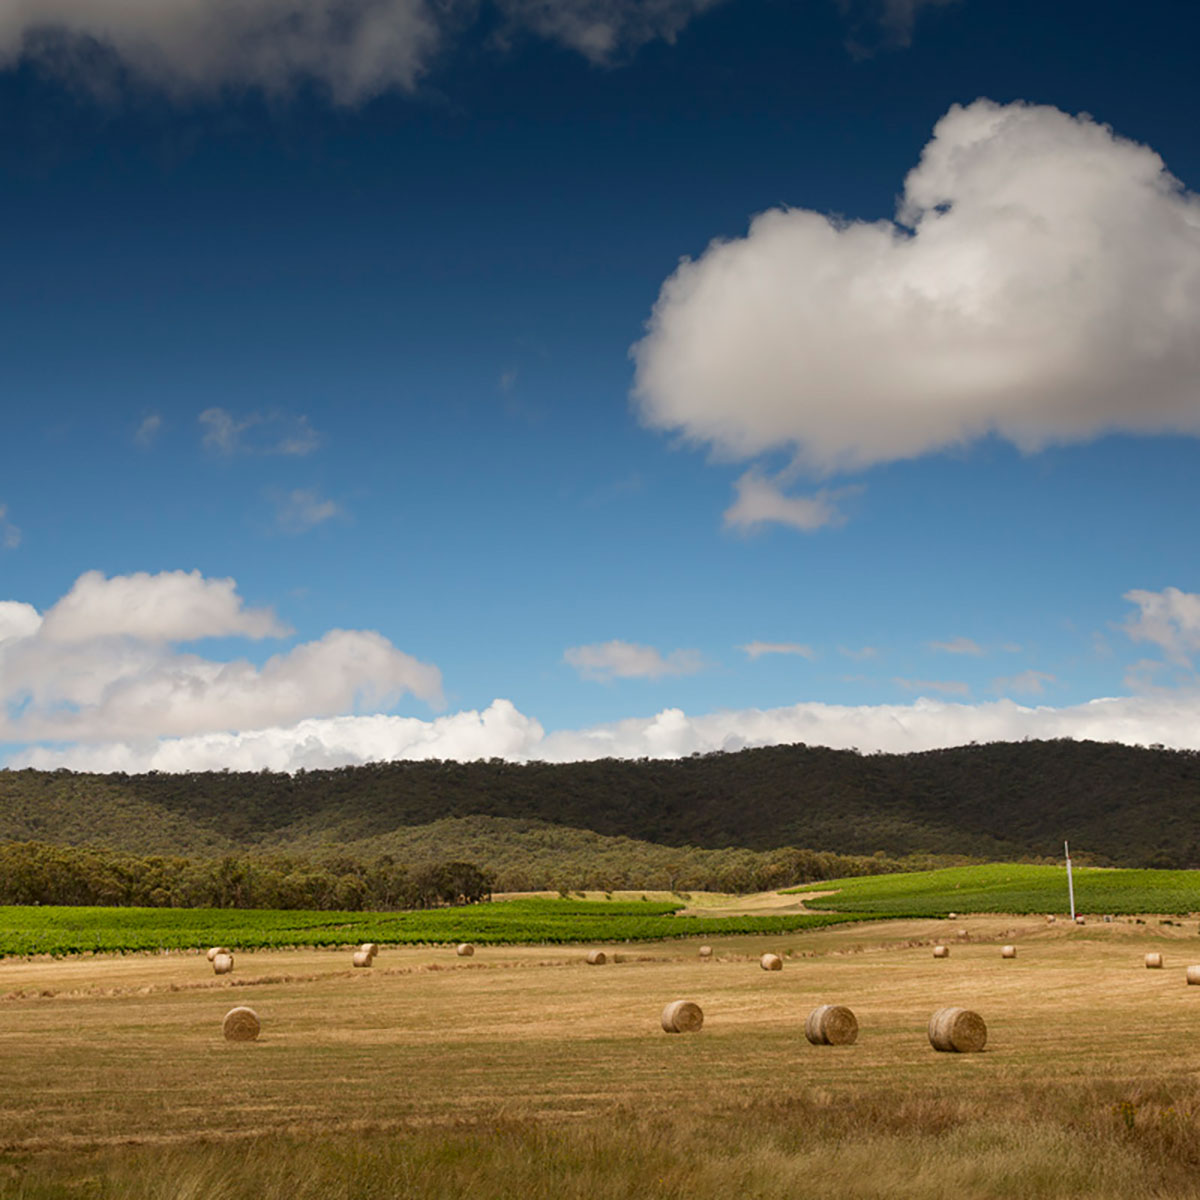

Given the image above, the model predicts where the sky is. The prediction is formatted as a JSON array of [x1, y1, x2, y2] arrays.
[[2, 0, 1200, 772]]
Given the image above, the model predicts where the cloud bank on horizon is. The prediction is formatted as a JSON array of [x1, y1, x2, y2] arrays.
[[633, 99, 1200, 526], [4, 569, 1200, 772]]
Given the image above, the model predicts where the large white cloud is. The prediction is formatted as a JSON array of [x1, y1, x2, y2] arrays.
[[633, 99, 1200, 475], [0, 570, 442, 743], [0, 0, 725, 103], [39, 570, 286, 644], [13, 690, 1200, 773]]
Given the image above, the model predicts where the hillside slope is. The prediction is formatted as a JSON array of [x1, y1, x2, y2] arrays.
[[3, 739, 1199, 868]]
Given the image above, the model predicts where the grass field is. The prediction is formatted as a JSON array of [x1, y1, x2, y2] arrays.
[[798, 862, 1200, 916], [0, 898, 869, 958], [5, 910, 1200, 1197]]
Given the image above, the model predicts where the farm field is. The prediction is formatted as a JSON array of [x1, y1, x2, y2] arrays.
[[0, 898, 868, 958], [5, 911, 1200, 1197], [800, 862, 1200, 917]]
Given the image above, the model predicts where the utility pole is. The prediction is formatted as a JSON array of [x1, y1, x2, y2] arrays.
[[1065, 840, 1076, 921]]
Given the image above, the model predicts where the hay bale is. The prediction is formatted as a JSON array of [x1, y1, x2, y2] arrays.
[[352, 950, 373, 968], [1075, 915, 1086, 925], [212, 953, 233, 975], [957, 928, 969, 939], [1104, 915, 1114, 923], [698, 945, 713, 959], [928, 1007, 987, 1053], [805, 1004, 858, 1046], [661, 1000, 704, 1033], [612, 953, 627, 964], [455, 943, 474, 957], [1186, 966, 1200, 986], [932, 944, 949, 959], [222, 1006, 260, 1041], [206, 946, 230, 962], [760, 953, 783, 972], [360, 943, 379, 958], [1001, 945, 1017, 959], [586, 950, 607, 966], [1145, 952, 1164, 969], [1046, 915, 1056, 924], [947, 912, 957, 920]]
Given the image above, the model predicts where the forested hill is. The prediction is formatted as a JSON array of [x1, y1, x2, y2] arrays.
[[2, 738, 1199, 868]]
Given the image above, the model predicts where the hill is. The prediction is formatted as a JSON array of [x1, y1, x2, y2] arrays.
[[3, 738, 1200, 874]]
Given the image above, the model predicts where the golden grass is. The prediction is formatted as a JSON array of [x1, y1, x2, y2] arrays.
[[3, 914, 1200, 1197]]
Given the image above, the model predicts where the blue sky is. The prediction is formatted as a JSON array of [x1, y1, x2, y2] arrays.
[[3, 0, 1200, 770]]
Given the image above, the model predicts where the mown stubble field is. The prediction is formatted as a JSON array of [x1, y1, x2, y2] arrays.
[[4, 914, 1200, 1198]]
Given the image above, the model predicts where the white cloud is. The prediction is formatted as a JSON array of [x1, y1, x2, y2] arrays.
[[839, 645, 878, 661], [134, 413, 162, 448], [563, 640, 704, 681], [199, 408, 321, 457], [739, 641, 815, 660], [492, 0, 725, 63], [1122, 587, 1200, 666], [0, 601, 41, 645], [1, 0, 443, 105], [723, 469, 855, 532], [20, 691, 1200, 773], [633, 100, 1200, 476], [893, 677, 969, 696], [929, 636, 984, 656], [0, 570, 441, 744], [272, 488, 344, 534], [0, 0, 726, 104], [0, 504, 20, 550], [39, 570, 286, 643], [992, 669, 1055, 696]]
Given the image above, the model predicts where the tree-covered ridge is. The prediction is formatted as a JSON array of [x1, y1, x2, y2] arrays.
[[3, 738, 1199, 868]]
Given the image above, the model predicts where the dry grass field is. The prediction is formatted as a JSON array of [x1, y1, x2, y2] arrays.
[[4, 912, 1200, 1198]]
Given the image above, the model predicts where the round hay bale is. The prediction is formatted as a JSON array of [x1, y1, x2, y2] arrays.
[[586, 950, 607, 966], [352, 950, 373, 968], [947, 912, 957, 920], [1001, 945, 1017, 959], [222, 1006, 260, 1042], [698, 945, 713, 959], [360, 943, 379, 958], [932, 944, 949, 959], [760, 953, 783, 972], [612, 952, 627, 964], [455, 943, 474, 957], [1145, 952, 1164, 969], [804, 1004, 858, 1046], [1046, 915, 1056, 924], [1104, 915, 1114, 923], [1075, 915, 1086, 925], [661, 1000, 704, 1034], [928, 1007, 987, 1053], [957, 928, 969, 939], [1186, 966, 1200, 986], [212, 953, 233, 975], [206, 946, 230, 962]]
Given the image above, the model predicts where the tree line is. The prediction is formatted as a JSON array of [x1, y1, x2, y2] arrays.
[[0, 841, 493, 910]]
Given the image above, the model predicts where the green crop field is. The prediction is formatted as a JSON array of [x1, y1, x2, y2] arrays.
[[0, 898, 868, 958], [797, 863, 1200, 917]]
